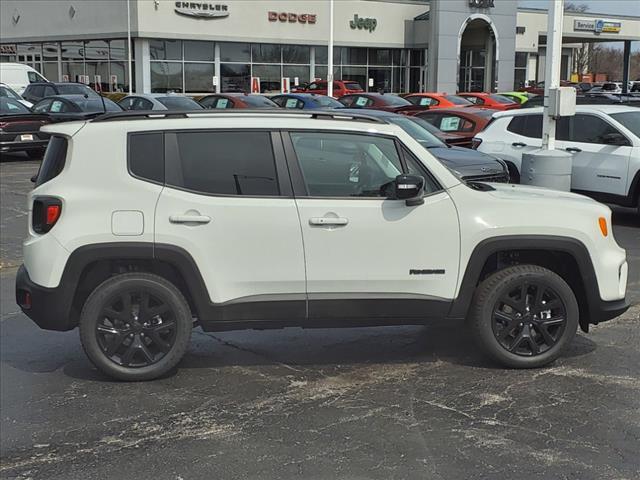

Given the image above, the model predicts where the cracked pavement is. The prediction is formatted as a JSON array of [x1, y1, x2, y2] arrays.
[[1, 156, 639, 480]]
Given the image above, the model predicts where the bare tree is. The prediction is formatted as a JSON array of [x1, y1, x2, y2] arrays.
[[564, 2, 589, 12]]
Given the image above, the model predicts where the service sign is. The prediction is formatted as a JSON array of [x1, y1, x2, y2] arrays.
[[574, 19, 621, 33], [174, 2, 229, 19]]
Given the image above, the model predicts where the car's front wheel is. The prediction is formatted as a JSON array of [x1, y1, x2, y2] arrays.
[[468, 264, 578, 368], [79, 273, 193, 381]]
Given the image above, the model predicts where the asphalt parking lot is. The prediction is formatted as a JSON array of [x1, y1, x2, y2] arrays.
[[1, 155, 639, 480]]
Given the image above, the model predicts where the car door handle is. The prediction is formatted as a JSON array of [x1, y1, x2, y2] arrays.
[[566, 147, 582, 153], [169, 214, 211, 224], [309, 217, 349, 226], [512, 142, 527, 147]]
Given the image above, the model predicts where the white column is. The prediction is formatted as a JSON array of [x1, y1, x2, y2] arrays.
[[214, 43, 221, 93], [134, 38, 150, 93], [541, 0, 564, 151], [327, 0, 334, 97]]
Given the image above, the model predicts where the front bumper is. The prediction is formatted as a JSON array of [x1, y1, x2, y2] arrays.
[[15, 265, 77, 331], [591, 297, 630, 324]]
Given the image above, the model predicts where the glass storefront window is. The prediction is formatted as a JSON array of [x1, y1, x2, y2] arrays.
[[283, 65, 310, 86], [184, 41, 214, 62], [515, 52, 528, 68], [368, 68, 392, 92], [150, 39, 182, 61], [220, 42, 250, 62], [410, 49, 424, 67], [84, 41, 109, 61], [61, 62, 85, 82], [251, 44, 281, 63], [341, 66, 367, 88], [315, 46, 328, 65], [61, 42, 84, 61], [151, 62, 183, 92], [85, 62, 110, 91], [369, 49, 390, 66], [42, 63, 59, 82], [220, 63, 250, 92], [252, 64, 281, 92], [392, 50, 402, 66], [341, 48, 367, 65], [185, 63, 215, 93], [109, 61, 133, 92], [109, 40, 127, 60], [42, 43, 59, 61], [17, 44, 42, 62], [282, 45, 309, 64]]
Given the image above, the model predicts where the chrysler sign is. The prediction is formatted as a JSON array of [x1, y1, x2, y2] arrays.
[[174, 2, 229, 18]]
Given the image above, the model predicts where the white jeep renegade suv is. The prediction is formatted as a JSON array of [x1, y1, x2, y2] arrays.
[[16, 110, 629, 381]]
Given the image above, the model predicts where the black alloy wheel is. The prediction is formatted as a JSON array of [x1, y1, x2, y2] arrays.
[[491, 282, 567, 356], [97, 290, 177, 367]]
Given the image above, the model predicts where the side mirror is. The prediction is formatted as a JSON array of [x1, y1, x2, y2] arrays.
[[391, 174, 425, 206], [601, 132, 629, 146]]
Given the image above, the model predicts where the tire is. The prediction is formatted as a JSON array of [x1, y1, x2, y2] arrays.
[[26, 149, 44, 159], [468, 264, 578, 368], [79, 273, 192, 381]]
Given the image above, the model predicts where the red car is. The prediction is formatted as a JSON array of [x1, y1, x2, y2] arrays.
[[337, 93, 423, 114], [198, 93, 278, 109], [295, 80, 364, 98], [404, 93, 473, 109], [411, 107, 497, 148], [457, 93, 520, 111]]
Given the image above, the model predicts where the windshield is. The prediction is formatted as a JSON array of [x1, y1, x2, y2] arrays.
[[445, 95, 472, 105], [344, 82, 363, 91], [311, 96, 343, 107], [157, 96, 203, 110], [0, 97, 31, 114], [388, 116, 446, 148], [379, 95, 411, 106], [57, 84, 97, 95], [0, 86, 22, 101], [611, 111, 640, 137], [490, 94, 518, 104], [241, 95, 278, 108], [74, 98, 121, 112]]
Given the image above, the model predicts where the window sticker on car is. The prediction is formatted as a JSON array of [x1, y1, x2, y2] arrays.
[[216, 98, 229, 109], [440, 116, 461, 131], [419, 98, 431, 106], [50, 101, 63, 113], [285, 98, 299, 109], [355, 97, 369, 107]]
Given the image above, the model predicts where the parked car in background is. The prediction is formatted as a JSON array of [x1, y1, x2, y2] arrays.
[[0, 63, 48, 95], [498, 92, 533, 104], [522, 94, 640, 109], [457, 93, 520, 111], [403, 93, 473, 109], [338, 93, 423, 114], [118, 93, 203, 111], [294, 80, 364, 98], [271, 93, 344, 109], [413, 107, 497, 148], [338, 108, 510, 183], [198, 93, 278, 109], [1, 82, 32, 108], [474, 105, 640, 212], [0, 97, 50, 158], [32, 95, 122, 121], [22, 82, 99, 104]]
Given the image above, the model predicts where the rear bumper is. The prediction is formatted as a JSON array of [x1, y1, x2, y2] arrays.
[[0, 140, 48, 152], [15, 265, 76, 331]]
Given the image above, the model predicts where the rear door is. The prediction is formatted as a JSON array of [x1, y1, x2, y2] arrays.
[[154, 129, 306, 320]]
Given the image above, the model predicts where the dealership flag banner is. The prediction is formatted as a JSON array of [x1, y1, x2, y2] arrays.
[[251, 77, 260, 93]]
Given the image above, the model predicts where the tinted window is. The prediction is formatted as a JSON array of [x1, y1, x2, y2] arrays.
[[157, 96, 202, 110], [570, 114, 621, 144], [379, 95, 411, 106], [169, 131, 279, 196], [489, 94, 517, 105], [0, 86, 21, 100], [30, 85, 45, 98], [36, 136, 67, 186], [43, 85, 56, 96], [445, 95, 472, 105], [241, 96, 278, 108], [311, 96, 343, 108], [401, 148, 441, 194], [507, 114, 542, 138], [611, 111, 640, 137], [129, 133, 164, 183], [0, 97, 30, 114], [57, 84, 95, 95], [388, 117, 445, 148], [290, 132, 403, 197], [32, 99, 52, 113]]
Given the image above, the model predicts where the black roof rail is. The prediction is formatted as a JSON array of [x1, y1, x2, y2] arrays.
[[90, 109, 389, 124]]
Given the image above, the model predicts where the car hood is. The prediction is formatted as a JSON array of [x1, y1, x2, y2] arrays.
[[487, 183, 597, 205], [428, 146, 501, 168]]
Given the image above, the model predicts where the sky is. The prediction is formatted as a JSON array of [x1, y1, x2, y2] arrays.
[[518, 0, 640, 17]]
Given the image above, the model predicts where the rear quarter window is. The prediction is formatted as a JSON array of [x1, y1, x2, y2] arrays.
[[35, 136, 68, 186], [128, 133, 164, 183], [507, 114, 542, 138]]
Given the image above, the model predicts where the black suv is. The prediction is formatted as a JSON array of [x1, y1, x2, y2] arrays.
[[22, 82, 99, 104]]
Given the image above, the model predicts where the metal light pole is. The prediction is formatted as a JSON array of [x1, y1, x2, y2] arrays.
[[327, 0, 334, 97], [541, 0, 564, 150], [127, 0, 133, 94]]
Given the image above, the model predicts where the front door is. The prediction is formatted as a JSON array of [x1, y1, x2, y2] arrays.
[[285, 130, 460, 320], [154, 130, 306, 320]]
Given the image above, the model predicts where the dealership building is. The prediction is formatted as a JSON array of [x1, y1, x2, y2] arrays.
[[1, 0, 638, 94]]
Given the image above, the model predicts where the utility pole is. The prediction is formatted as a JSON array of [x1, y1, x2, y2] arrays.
[[327, 0, 334, 97], [541, 0, 563, 150], [127, 0, 132, 94]]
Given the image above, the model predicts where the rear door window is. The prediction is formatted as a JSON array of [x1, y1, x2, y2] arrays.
[[507, 114, 542, 138], [35, 136, 68, 186], [166, 131, 279, 196], [129, 133, 164, 183]]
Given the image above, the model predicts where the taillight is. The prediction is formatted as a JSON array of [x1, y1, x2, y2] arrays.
[[32, 197, 62, 233], [471, 137, 483, 150], [0, 121, 7, 131]]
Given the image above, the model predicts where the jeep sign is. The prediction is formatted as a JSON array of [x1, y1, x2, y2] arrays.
[[350, 14, 377, 33]]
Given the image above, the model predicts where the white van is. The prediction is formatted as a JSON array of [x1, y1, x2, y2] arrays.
[[0, 63, 48, 95]]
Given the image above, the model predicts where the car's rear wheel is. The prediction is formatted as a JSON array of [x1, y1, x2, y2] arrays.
[[468, 264, 578, 368], [79, 273, 192, 381]]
